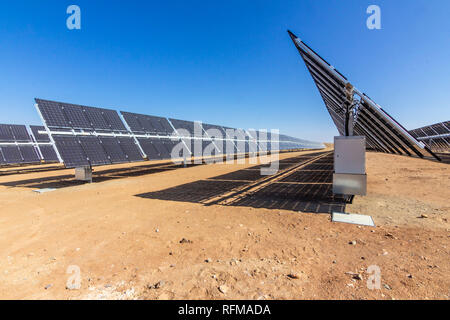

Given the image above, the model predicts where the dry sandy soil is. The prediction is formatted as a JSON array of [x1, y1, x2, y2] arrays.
[[0, 150, 448, 300]]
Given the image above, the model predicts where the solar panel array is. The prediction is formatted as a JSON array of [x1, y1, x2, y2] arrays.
[[32, 98, 325, 169], [35, 99, 144, 168], [0, 124, 58, 166], [287, 30, 440, 161], [410, 121, 450, 153]]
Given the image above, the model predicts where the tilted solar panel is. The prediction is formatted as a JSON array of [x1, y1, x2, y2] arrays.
[[121, 111, 174, 135], [36, 99, 127, 132], [30, 125, 51, 142], [35, 99, 69, 128], [1, 146, 23, 164], [0, 124, 15, 142], [117, 137, 144, 162], [78, 136, 111, 166], [10, 125, 31, 142], [169, 118, 204, 137], [52, 136, 89, 168], [288, 30, 439, 160], [18, 146, 41, 163], [38, 145, 59, 162], [409, 121, 450, 152], [98, 137, 128, 164]]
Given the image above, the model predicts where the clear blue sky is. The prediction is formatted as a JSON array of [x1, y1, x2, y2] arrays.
[[0, 0, 449, 142]]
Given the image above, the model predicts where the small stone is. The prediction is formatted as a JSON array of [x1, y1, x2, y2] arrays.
[[420, 214, 428, 219], [383, 284, 392, 290], [407, 274, 413, 279], [179, 238, 193, 244], [353, 274, 363, 281], [349, 241, 357, 245], [155, 229, 159, 233], [44, 284, 52, 290], [218, 285, 228, 294], [332, 260, 337, 264], [287, 273, 300, 279], [205, 258, 212, 263], [148, 280, 165, 289]]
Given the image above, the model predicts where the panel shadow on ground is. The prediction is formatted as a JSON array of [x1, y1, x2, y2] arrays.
[[136, 152, 350, 214]]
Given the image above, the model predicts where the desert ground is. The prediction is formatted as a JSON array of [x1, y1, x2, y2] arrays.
[[0, 149, 448, 300]]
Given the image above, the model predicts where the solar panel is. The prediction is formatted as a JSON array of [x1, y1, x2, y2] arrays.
[[83, 106, 111, 130], [137, 138, 161, 160], [30, 125, 51, 142], [10, 125, 31, 142], [121, 111, 174, 135], [53, 136, 89, 168], [0, 149, 5, 164], [288, 30, 439, 160], [19, 146, 41, 163], [36, 99, 127, 132], [102, 109, 127, 132], [409, 121, 450, 153], [117, 137, 144, 162], [78, 136, 111, 166], [0, 124, 15, 142], [38, 145, 59, 162], [35, 99, 69, 128], [169, 118, 203, 137], [1, 146, 23, 164], [63, 104, 91, 129], [99, 137, 128, 163]]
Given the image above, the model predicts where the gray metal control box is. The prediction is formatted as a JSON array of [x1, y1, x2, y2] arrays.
[[333, 136, 367, 196]]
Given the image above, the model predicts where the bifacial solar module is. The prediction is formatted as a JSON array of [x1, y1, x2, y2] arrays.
[[169, 119, 203, 137], [409, 121, 450, 153], [78, 136, 111, 166], [38, 145, 59, 162], [1, 146, 23, 164], [117, 137, 144, 162], [19, 146, 41, 163], [0, 125, 15, 142], [288, 30, 438, 160], [30, 125, 51, 143], [36, 99, 127, 132], [52, 136, 89, 168], [121, 112, 174, 135], [10, 125, 31, 142]]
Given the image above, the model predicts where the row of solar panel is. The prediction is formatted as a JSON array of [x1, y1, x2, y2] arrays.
[[0, 124, 59, 166], [0, 144, 58, 165], [35, 99, 317, 145], [287, 30, 438, 160], [409, 121, 450, 153], [410, 121, 450, 138]]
